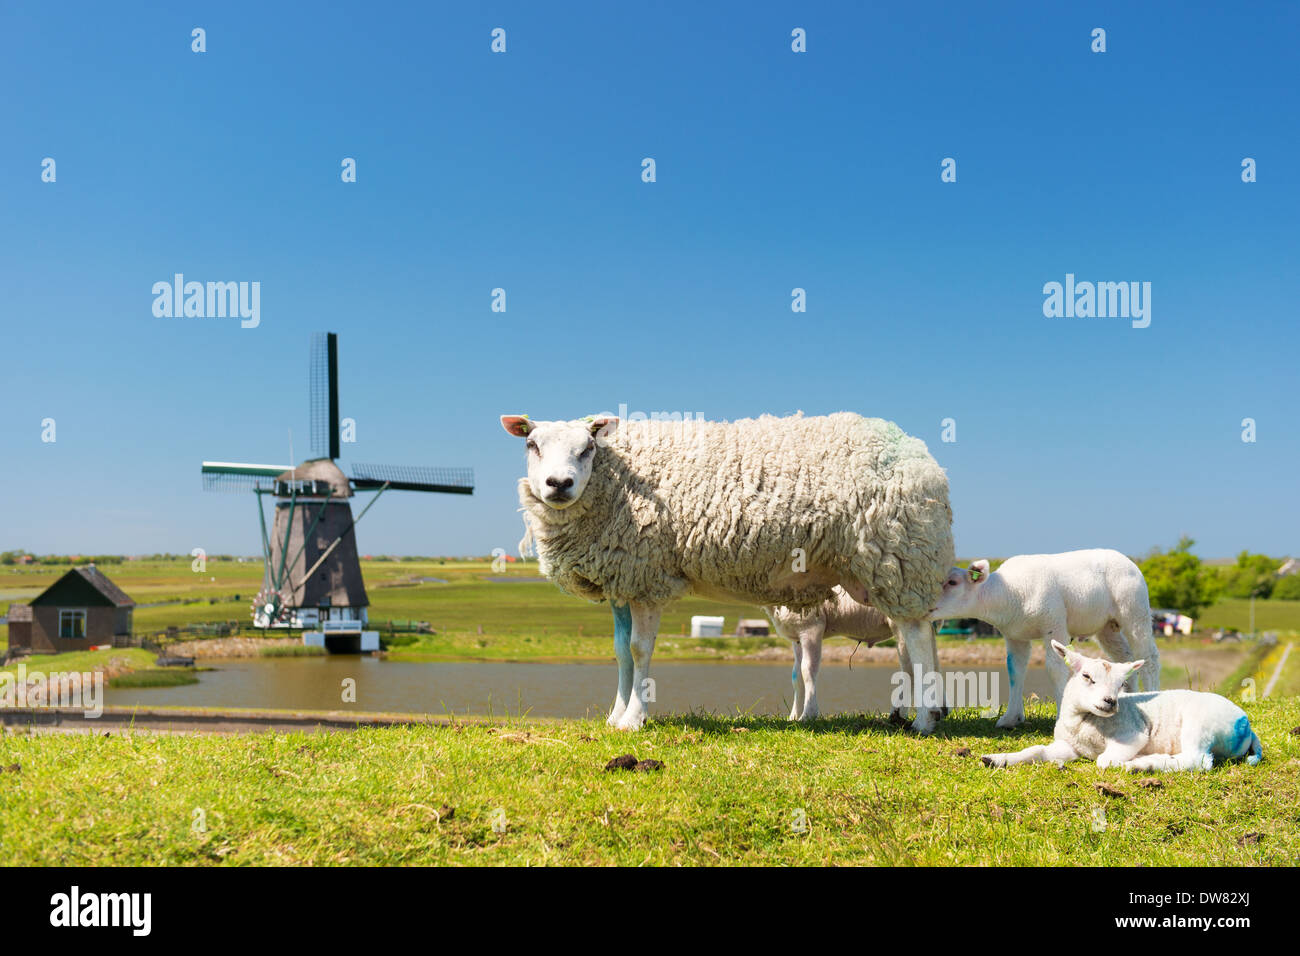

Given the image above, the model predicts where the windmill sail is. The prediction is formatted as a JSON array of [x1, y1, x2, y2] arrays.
[[309, 331, 340, 460], [350, 463, 474, 495], [201, 461, 293, 493]]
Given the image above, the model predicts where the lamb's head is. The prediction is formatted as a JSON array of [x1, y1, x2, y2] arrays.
[[927, 560, 990, 619], [500, 414, 619, 510], [1053, 640, 1144, 718]]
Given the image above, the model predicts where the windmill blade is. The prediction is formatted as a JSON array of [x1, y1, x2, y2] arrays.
[[309, 331, 340, 460], [350, 463, 474, 495], [201, 462, 291, 493]]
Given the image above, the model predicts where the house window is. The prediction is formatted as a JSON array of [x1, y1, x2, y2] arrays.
[[59, 609, 87, 639]]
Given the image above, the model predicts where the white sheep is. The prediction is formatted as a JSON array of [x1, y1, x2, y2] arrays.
[[764, 587, 898, 721], [927, 548, 1159, 727], [981, 640, 1262, 772], [502, 412, 954, 733]]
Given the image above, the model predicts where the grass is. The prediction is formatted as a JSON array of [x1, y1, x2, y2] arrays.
[[259, 645, 327, 658], [108, 669, 199, 689], [1199, 598, 1300, 634], [0, 700, 1295, 866], [1, 648, 156, 677]]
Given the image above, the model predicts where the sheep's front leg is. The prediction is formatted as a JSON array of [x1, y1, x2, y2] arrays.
[[788, 639, 804, 720], [607, 603, 634, 726], [890, 635, 911, 723], [1094, 740, 1147, 770], [997, 639, 1032, 728], [897, 618, 942, 734], [797, 620, 825, 721], [613, 603, 661, 731], [982, 740, 1079, 768]]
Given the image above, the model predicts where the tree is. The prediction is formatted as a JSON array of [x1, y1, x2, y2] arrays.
[[1273, 573, 1300, 601], [1139, 537, 1221, 617], [1217, 551, 1283, 599]]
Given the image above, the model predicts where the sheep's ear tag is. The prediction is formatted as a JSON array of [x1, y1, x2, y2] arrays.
[[969, 567, 982, 582]]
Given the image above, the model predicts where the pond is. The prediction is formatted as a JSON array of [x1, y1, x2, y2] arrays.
[[103, 656, 1055, 719]]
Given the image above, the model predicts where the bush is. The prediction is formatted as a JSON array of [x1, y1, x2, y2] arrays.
[[1139, 537, 1220, 616], [1272, 574, 1300, 600], [1217, 551, 1283, 599]]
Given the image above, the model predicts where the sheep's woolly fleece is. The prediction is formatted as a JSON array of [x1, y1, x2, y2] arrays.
[[518, 412, 954, 619]]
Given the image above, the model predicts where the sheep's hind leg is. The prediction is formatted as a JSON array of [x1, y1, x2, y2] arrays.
[[1096, 628, 1138, 691], [607, 603, 634, 726], [614, 603, 661, 731], [1042, 629, 1074, 712], [1122, 751, 1212, 773]]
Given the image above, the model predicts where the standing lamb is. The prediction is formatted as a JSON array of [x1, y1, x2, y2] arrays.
[[982, 640, 1261, 772], [927, 548, 1159, 727], [502, 412, 954, 733], [765, 587, 903, 721]]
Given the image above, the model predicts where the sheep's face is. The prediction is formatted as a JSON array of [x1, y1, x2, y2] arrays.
[[500, 415, 619, 509], [927, 559, 990, 619], [1054, 640, 1143, 718]]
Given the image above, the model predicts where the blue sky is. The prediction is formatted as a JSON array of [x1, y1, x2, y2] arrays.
[[2, 1, 1296, 561]]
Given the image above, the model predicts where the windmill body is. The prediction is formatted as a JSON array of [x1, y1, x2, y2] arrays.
[[201, 333, 472, 652]]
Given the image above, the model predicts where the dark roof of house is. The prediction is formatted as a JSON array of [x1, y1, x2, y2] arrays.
[[29, 566, 135, 608]]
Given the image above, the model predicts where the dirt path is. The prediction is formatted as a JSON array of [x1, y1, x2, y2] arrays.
[[1, 706, 457, 735]]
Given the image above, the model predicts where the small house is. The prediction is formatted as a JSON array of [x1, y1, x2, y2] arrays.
[[5, 565, 136, 654], [734, 618, 771, 636], [690, 615, 725, 638]]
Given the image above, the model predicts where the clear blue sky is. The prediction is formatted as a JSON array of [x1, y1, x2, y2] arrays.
[[2, 1, 1296, 561]]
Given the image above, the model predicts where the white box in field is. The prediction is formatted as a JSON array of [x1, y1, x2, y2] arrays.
[[690, 615, 725, 638]]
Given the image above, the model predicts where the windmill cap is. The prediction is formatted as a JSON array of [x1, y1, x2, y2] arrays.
[[277, 459, 352, 498]]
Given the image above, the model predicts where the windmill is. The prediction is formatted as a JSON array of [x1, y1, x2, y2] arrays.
[[201, 332, 473, 651]]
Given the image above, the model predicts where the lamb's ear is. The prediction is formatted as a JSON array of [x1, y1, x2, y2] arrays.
[[501, 415, 532, 437], [1123, 660, 1146, 679], [1051, 639, 1083, 672], [968, 559, 991, 583], [587, 416, 619, 440]]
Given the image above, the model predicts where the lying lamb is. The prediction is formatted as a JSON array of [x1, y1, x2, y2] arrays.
[[765, 587, 899, 721], [927, 548, 1159, 727], [502, 412, 954, 733], [982, 640, 1262, 772]]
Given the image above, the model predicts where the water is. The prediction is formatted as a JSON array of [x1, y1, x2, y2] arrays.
[[103, 656, 1055, 719]]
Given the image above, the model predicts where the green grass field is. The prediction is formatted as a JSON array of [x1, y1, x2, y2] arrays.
[[2, 559, 1297, 866], [1198, 598, 1300, 633], [0, 701, 1295, 866], [5, 559, 1298, 661]]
